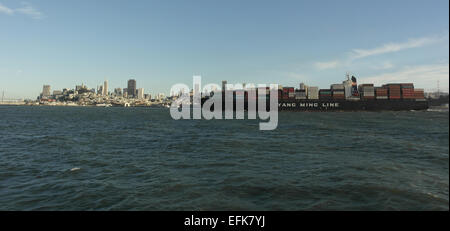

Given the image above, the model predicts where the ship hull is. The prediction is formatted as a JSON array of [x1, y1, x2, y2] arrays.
[[201, 98, 429, 111], [277, 99, 429, 111]]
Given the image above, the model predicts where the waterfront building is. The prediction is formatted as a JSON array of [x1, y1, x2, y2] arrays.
[[127, 79, 136, 98], [42, 85, 51, 97], [137, 88, 144, 99], [103, 80, 108, 96], [97, 86, 103, 95], [114, 88, 122, 96]]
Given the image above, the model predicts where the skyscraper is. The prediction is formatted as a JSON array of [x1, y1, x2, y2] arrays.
[[103, 80, 108, 96], [123, 88, 128, 98], [97, 86, 103, 95], [42, 85, 51, 97], [114, 88, 122, 96], [137, 88, 144, 99], [127, 79, 136, 98]]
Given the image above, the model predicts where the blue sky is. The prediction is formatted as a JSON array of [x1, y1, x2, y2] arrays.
[[0, 0, 448, 99]]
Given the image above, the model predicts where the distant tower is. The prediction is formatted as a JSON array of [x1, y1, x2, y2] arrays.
[[300, 83, 305, 90], [114, 88, 122, 96], [123, 88, 128, 98], [127, 79, 136, 98], [42, 85, 51, 97], [137, 88, 144, 99], [1, 91, 4, 102], [103, 80, 108, 96], [97, 85, 103, 95]]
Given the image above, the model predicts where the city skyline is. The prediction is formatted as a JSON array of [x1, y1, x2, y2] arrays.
[[38, 78, 160, 99], [0, 0, 449, 99]]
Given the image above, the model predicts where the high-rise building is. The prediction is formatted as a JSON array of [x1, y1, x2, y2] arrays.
[[97, 86, 103, 95], [103, 80, 108, 96], [137, 88, 144, 99], [42, 85, 51, 97], [127, 79, 136, 98], [114, 88, 122, 96], [300, 83, 306, 90]]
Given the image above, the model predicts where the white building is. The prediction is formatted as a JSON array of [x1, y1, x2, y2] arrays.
[[103, 80, 108, 96], [137, 88, 144, 99]]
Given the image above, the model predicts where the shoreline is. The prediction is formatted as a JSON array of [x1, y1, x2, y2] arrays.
[[0, 103, 168, 108]]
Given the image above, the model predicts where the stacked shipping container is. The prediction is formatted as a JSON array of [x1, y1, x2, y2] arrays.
[[242, 81, 425, 101], [331, 84, 345, 100], [308, 87, 319, 100], [319, 89, 332, 100], [282, 87, 294, 99], [332, 90, 345, 99], [400, 83, 415, 99], [384, 84, 401, 100], [402, 88, 415, 99], [295, 89, 307, 99], [359, 84, 375, 100], [413, 89, 425, 99], [375, 87, 388, 100]]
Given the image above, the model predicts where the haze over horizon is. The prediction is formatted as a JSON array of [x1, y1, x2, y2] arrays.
[[0, 0, 449, 99]]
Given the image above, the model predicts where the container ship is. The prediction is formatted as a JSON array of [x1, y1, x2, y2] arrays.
[[201, 74, 429, 111]]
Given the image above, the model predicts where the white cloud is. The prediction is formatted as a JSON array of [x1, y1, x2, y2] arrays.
[[380, 61, 394, 69], [0, 2, 43, 19], [314, 34, 447, 72], [0, 3, 13, 14], [16, 2, 43, 19], [369, 61, 394, 70], [351, 35, 448, 59], [359, 63, 449, 92], [314, 61, 339, 70]]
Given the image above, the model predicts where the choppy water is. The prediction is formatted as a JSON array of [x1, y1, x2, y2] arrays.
[[0, 106, 448, 210]]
